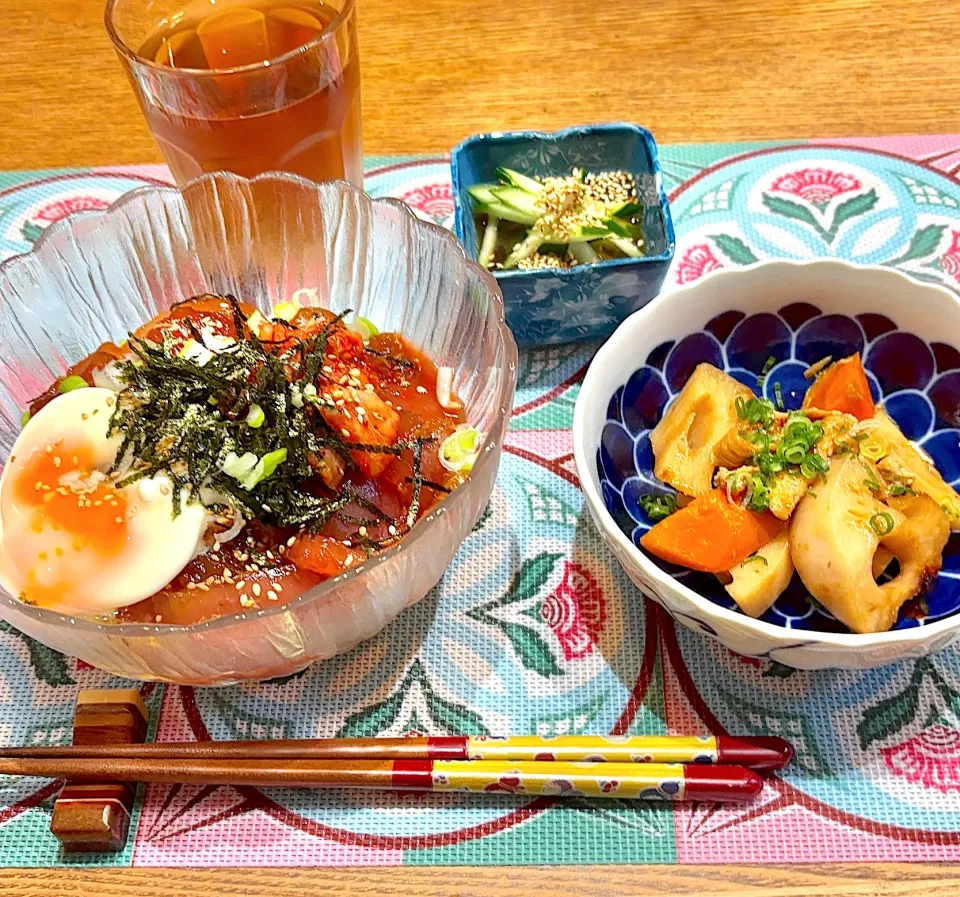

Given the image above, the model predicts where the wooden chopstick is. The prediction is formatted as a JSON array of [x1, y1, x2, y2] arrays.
[[0, 734, 793, 771], [0, 756, 763, 802]]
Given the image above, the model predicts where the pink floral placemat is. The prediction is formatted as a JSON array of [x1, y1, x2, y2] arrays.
[[1, 135, 960, 867]]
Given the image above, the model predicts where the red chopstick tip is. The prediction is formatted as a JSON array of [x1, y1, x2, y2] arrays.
[[715, 735, 794, 772], [683, 765, 764, 802]]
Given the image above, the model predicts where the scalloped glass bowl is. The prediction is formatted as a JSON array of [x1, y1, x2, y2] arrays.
[[574, 260, 960, 670], [0, 172, 517, 684]]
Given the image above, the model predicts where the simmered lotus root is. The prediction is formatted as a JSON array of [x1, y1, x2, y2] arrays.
[[790, 455, 949, 634], [854, 408, 960, 531], [650, 364, 754, 497], [725, 531, 794, 618]]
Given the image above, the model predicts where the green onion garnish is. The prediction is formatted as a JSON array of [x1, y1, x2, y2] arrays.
[[735, 396, 776, 427], [245, 403, 265, 428], [757, 355, 776, 390], [889, 483, 917, 497], [870, 512, 896, 535], [638, 493, 678, 522], [862, 462, 882, 493], [20, 410, 30, 427], [741, 554, 769, 567], [800, 453, 829, 480], [774, 382, 785, 411], [58, 375, 88, 393]]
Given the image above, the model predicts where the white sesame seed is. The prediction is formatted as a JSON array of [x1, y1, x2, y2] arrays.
[[252, 583, 261, 596], [267, 590, 278, 601], [416, 386, 428, 394], [235, 580, 246, 590], [287, 536, 297, 547]]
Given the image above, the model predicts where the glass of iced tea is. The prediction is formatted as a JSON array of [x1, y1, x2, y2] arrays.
[[105, 0, 362, 186]]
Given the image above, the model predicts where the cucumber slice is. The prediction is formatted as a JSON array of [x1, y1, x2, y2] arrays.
[[495, 167, 543, 195], [478, 215, 499, 268], [610, 200, 645, 218], [568, 242, 600, 265], [473, 200, 537, 226], [491, 186, 540, 218], [603, 216, 633, 239], [503, 231, 545, 269], [567, 223, 610, 241], [467, 184, 500, 208], [608, 235, 643, 258]]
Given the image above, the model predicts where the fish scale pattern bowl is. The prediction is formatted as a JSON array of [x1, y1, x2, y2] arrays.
[[0, 172, 517, 684], [573, 260, 960, 669]]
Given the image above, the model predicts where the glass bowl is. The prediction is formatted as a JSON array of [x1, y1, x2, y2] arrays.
[[451, 124, 676, 347], [0, 172, 517, 684]]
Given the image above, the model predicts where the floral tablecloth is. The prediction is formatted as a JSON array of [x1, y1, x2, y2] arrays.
[[2, 135, 960, 867]]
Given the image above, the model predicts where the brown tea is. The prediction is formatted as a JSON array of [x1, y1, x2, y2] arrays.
[[134, 0, 362, 185]]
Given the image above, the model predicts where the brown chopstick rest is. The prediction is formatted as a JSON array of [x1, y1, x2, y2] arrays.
[[50, 688, 149, 853]]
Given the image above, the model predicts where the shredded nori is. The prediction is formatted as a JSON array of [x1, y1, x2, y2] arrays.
[[105, 298, 435, 542]]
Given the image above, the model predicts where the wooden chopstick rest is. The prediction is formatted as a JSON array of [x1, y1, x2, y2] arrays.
[[50, 688, 149, 853]]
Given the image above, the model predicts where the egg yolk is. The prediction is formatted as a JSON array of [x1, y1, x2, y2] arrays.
[[14, 440, 129, 557]]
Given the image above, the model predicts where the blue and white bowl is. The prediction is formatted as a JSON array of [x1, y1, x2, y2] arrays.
[[451, 124, 675, 347], [573, 260, 960, 669]]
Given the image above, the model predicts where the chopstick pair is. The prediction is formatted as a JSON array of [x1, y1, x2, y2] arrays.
[[1, 734, 793, 804]]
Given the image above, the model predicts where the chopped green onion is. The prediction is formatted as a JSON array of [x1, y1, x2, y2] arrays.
[[741, 554, 769, 567], [439, 425, 483, 473], [272, 301, 299, 322], [862, 462, 882, 493], [20, 410, 30, 427], [870, 512, 896, 536], [58, 375, 89, 393], [774, 382, 785, 411], [735, 396, 776, 427], [240, 448, 288, 491], [745, 473, 772, 512], [859, 437, 886, 462], [222, 451, 259, 480], [757, 356, 777, 390], [348, 316, 380, 342], [638, 493, 678, 523], [245, 403, 265, 428], [799, 453, 829, 480], [942, 502, 960, 520], [889, 483, 917, 497]]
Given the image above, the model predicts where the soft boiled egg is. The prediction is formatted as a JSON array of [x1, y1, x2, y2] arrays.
[[0, 387, 207, 616]]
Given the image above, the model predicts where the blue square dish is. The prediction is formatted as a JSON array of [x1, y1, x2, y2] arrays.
[[451, 123, 676, 347]]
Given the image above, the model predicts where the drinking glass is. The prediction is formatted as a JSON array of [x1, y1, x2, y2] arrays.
[[105, 0, 363, 186]]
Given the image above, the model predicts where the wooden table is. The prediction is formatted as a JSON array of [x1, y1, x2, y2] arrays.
[[2, 0, 959, 893]]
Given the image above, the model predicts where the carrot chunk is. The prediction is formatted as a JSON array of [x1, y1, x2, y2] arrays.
[[802, 353, 875, 421], [640, 489, 786, 574]]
